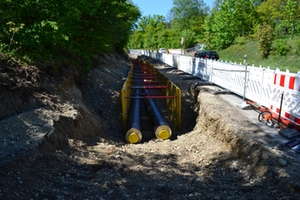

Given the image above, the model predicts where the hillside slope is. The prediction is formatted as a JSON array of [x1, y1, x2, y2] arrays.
[[218, 36, 300, 73]]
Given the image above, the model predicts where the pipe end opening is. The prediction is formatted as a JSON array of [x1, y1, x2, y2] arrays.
[[126, 128, 142, 144], [156, 125, 172, 140]]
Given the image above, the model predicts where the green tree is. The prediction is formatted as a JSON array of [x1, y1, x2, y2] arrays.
[[209, 0, 258, 49], [203, 13, 215, 49], [129, 15, 167, 49], [157, 29, 180, 49], [0, 0, 140, 69], [170, 0, 209, 34], [257, 0, 300, 36], [279, 0, 298, 37], [255, 22, 275, 58], [256, 0, 285, 28], [181, 29, 196, 48]]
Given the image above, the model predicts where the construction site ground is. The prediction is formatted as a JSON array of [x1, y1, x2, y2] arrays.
[[0, 53, 300, 200]]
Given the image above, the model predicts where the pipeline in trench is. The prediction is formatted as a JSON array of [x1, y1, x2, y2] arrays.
[[125, 60, 175, 144]]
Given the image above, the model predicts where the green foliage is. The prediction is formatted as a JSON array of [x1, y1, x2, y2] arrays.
[[275, 0, 298, 37], [283, 0, 298, 36], [255, 22, 275, 58], [235, 37, 247, 45], [5, 22, 25, 52], [129, 0, 210, 50], [130, 0, 300, 52], [257, 0, 300, 38], [128, 15, 169, 49], [218, 36, 300, 73], [209, 0, 257, 49], [256, 0, 285, 27], [181, 29, 196, 48], [157, 29, 180, 49], [127, 0, 300, 74], [203, 13, 215, 49], [273, 39, 290, 56], [295, 38, 300, 55], [170, 0, 208, 33], [0, 0, 141, 71]]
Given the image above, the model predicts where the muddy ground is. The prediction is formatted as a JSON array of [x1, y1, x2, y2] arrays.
[[0, 53, 300, 200]]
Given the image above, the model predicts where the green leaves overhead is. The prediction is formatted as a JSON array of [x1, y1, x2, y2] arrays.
[[0, 0, 141, 67]]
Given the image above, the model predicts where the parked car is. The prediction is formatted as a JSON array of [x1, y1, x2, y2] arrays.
[[158, 48, 167, 53], [194, 50, 219, 60]]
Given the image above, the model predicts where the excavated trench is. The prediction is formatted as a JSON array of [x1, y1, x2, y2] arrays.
[[1, 54, 300, 199], [125, 60, 175, 144], [136, 55, 300, 190]]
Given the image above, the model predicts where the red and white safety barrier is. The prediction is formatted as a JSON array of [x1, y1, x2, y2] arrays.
[[271, 71, 300, 126], [274, 73, 300, 91], [269, 105, 300, 126]]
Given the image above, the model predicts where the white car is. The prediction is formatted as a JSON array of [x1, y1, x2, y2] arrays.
[[158, 48, 167, 53]]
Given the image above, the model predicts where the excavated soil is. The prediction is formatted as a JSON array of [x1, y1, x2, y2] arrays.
[[0, 53, 300, 200]]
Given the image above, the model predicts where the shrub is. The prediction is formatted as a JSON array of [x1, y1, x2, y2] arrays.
[[254, 22, 275, 58], [273, 39, 290, 56]]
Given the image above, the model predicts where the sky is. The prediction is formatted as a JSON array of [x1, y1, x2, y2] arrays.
[[131, 0, 214, 17]]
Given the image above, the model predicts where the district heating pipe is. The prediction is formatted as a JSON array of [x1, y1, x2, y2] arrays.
[[144, 89, 172, 140], [126, 88, 142, 143]]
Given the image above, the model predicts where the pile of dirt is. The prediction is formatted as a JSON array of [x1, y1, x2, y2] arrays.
[[0, 53, 300, 199]]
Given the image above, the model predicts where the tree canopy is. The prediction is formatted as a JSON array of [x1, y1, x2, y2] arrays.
[[0, 0, 141, 69], [129, 0, 300, 54]]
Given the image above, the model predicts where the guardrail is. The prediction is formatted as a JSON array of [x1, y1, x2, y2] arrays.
[[129, 49, 300, 127]]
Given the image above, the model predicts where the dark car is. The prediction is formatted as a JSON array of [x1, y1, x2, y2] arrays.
[[195, 50, 219, 60]]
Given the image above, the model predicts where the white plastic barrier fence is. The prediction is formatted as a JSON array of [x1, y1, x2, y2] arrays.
[[132, 50, 300, 126], [271, 71, 300, 125], [129, 49, 143, 55]]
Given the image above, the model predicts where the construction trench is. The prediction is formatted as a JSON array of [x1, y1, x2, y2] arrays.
[[122, 58, 300, 146], [120, 57, 300, 191], [1, 54, 300, 199], [121, 59, 181, 144]]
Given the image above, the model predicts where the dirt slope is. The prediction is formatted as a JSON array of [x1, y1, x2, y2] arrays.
[[0, 54, 299, 200]]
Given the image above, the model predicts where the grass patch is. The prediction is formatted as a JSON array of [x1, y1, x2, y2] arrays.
[[218, 36, 300, 73]]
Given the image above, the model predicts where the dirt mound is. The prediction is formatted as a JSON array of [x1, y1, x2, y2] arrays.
[[0, 53, 126, 194], [0, 54, 300, 199]]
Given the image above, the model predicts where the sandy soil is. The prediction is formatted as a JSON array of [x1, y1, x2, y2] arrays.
[[0, 53, 300, 200]]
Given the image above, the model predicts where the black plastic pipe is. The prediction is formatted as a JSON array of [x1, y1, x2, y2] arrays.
[[126, 89, 142, 143], [144, 89, 172, 140]]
